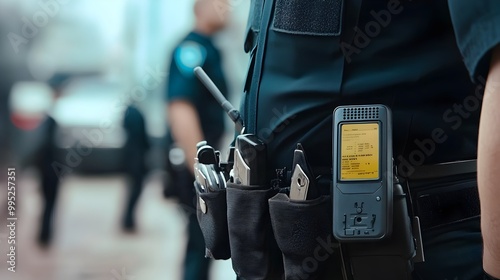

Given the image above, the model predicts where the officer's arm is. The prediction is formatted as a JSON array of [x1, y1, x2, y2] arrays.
[[478, 45, 500, 279], [167, 100, 204, 175]]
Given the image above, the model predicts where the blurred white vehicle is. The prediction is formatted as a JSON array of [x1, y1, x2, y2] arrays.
[[51, 77, 127, 173], [9, 78, 128, 173]]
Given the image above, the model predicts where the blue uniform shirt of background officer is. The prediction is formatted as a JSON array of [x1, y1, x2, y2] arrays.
[[165, 1, 228, 280]]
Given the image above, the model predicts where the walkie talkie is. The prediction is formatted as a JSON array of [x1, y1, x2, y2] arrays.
[[332, 105, 393, 241]]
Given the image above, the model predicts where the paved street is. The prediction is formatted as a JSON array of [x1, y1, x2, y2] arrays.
[[0, 169, 236, 280]]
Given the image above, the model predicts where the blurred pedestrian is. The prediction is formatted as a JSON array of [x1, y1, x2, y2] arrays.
[[165, 0, 229, 279], [122, 105, 150, 231], [35, 74, 70, 245]]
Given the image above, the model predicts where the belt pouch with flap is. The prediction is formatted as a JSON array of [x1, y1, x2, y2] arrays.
[[269, 193, 342, 280], [226, 182, 282, 280], [196, 181, 231, 260]]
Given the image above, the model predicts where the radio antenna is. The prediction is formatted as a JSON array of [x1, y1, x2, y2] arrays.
[[194, 67, 244, 133]]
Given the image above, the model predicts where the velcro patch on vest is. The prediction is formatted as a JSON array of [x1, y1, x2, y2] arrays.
[[272, 0, 343, 36]]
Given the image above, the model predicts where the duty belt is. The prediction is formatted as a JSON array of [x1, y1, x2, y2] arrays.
[[405, 159, 480, 231], [310, 159, 480, 231]]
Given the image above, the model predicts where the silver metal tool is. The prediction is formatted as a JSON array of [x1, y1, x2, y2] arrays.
[[289, 164, 310, 201], [195, 159, 209, 191], [194, 143, 227, 192], [233, 149, 251, 185]]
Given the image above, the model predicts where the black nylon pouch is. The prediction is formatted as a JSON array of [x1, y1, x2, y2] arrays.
[[269, 193, 341, 280], [226, 183, 282, 280], [196, 183, 231, 260], [344, 184, 415, 280]]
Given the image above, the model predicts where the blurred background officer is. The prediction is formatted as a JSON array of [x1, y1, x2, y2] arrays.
[[165, 0, 229, 279], [122, 104, 150, 231], [240, 0, 500, 279], [35, 74, 70, 245]]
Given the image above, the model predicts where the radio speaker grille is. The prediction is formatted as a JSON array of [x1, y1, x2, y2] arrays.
[[342, 107, 380, 120]]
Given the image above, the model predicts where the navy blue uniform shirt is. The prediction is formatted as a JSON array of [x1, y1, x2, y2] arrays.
[[244, 0, 500, 180]]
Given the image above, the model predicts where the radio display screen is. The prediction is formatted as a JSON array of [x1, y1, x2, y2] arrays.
[[340, 123, 380, 181]]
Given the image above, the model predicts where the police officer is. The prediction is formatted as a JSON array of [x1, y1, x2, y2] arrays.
[[165, 1, 228, 279], [240, 0, 500, 279]]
